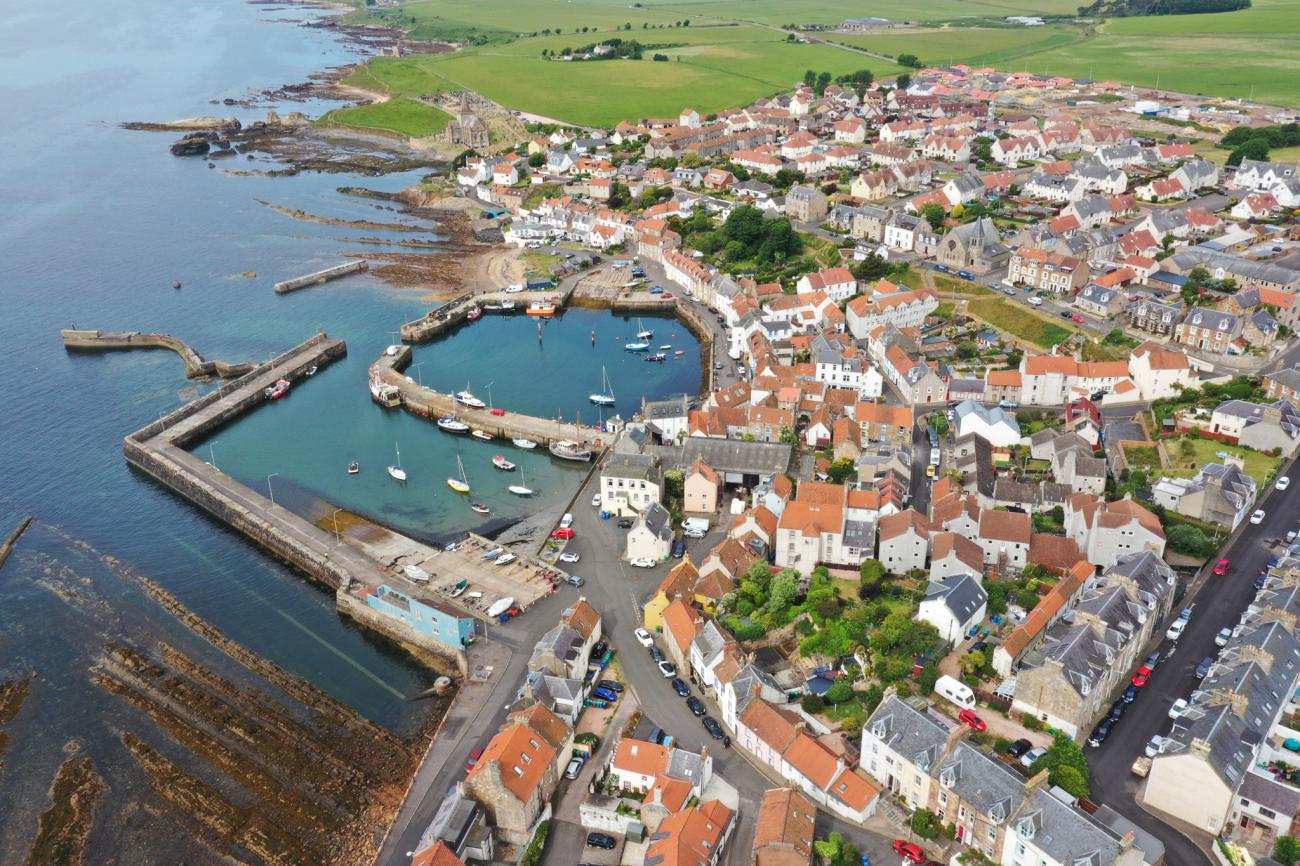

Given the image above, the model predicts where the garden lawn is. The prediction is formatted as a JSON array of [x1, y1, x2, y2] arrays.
[[323, 98, 451, 137], [966, 298, 1075, 349], [1163, 438, 1282, 488]]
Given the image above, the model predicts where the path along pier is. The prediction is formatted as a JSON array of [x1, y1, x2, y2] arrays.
[[273, 260, 368, 294], [62, 329, 257, 379]]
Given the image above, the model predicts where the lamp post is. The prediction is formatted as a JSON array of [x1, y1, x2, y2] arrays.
[[267, 473, 279, 507], [410, 362, 425, 387], [486, 381, 495, 410], [331, 508, 344, 543], [208, 440, 219, 471]]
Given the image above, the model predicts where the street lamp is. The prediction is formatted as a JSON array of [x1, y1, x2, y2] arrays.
[[485, 381, 495, 409], [331, 507, 344, 543], [410, 362, 425, 386], [208, 440, 219, 470], [267, 473, 279, 506]]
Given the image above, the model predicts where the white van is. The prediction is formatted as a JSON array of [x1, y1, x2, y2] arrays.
[[682, 517, 710, 538], [934, 674, 976, 711]]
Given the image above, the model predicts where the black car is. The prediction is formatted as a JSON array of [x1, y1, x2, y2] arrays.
[[1256, 572, 1270, 590], [671, 677, 690, 697], [1059, 310, 1072, 319], [597, 679, 624, 693], [1106, 699, 1127, 723], [1007, 738, 1033, 759], [1195, 656, 1215, 678], [592, 641, 609, 658], [970, 641, 988, 653], [671, 538, 686, 559], [687, 696, 707, 716], [1122, 683, 1140, 703], [1087, 718, 1113, 748], [586, 833, 617, 850], [617, 518, 634, 529], [649, 646, 666, 663], [1144, 650, 1161, 670], [702, 717, 724, 739]]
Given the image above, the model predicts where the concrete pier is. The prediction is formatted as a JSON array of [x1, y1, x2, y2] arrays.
[[61, 330, 256, 379], [273, 260, 368, 294], [399, 283, 576, 343]]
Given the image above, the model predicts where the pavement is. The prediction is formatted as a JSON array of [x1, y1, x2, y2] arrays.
[[1083, 451, 1300, 866]]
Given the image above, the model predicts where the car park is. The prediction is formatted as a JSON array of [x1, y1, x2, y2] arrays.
[[958, 709, 986, 731], [634, 628, 655, 647], [671, 677, 690, 696], [1088, 718, 1114, 747], [1251, 509, 1266, 524], [1008, 738, 1032, 759], [893, 840, 926, 863], [565, 755, 586, 779], [1020, 746, 1047, 768], [1196, 656, 1215, 678], [586, 833, 617, 850], [1216, 627, 1233, 647], [1213, 558, 1231, 575], [702, 717, 724, 738], [687, 696, 706, 716], [658, 660, 677, 677], [1278, 476, 1291, 491]]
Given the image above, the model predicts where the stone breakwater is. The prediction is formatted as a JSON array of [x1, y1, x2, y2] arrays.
[[62, 329, 256, 379]]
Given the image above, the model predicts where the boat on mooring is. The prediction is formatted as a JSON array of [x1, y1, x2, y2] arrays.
[[437, 415, 470, 433], [636, 318, 654, 340], [471, 502, 491, 514], [387, 444, 407, 482], [455, 388, 486, 409], [513, 438, 538, 449], [549, 439, 593, 462], [472, 429, 493, 442], [508, 466, 535, 496], [265, 378, 291, 399], [493, 455, 517, 471], [658, 345, 671, 351], [644, 352, 667, 362], [589, 365, 616, 406], [347, 460, 360, 475], [624, 341, 650, 352], [466, 305, 482, 321], [447, 454, 470, 494], [527, 302, 556, 317]]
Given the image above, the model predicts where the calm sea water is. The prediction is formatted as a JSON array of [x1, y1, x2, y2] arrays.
[[0, 0, 698, 755]]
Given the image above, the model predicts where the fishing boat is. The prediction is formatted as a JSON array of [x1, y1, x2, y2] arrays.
[[437, 415, 470, 433], [624, 341, 650, 352], [487, 597, 515, 618], [512, 438, 538, 449], [508, 466, 535, 496], [471, 502, 491, 514], [265, 378, 291, 399], [589, 366, 616, 406], [636, 318, 654, 340], [347, 460, 360, 475], [526, 302, 556, 317], [447, 454, 470, 494], [455, 388, 486, 409], [306, 365, 318, 376], [549, 439, 592, 462], [387, 444, 408, 482], [492, 455, 517, 471], [499, 300, 516, 312], [466, 305, 482, 321], [450, 579, 469, 598], [471, 429, 494, 442], [482, 302, 505, 312], [495, 553, 517, 566], [370, 379, 402, 408], [658, 345, 672, 351], [644, 352, 667, 362]]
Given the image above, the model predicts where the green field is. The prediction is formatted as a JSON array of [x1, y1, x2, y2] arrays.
[[625, 0, 1083, 25], [1010, 0, 1300, 106], [834, 26, 1079, 67], [967, 298, 1075, 349], [345, 27, 906, 126], [322, 98, 452, 137]]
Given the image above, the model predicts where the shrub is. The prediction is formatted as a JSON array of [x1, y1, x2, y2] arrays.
[[826, 677, 855, 704], [1021, 714, 1044, 732], [911, 808, 942, 840], [801, 693, 826, 713], [520, 820, 550, 866]]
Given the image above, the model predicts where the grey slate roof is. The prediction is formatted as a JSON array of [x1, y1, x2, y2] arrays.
[[924, 573, 987, 624], [933, 741, 1026, 823], [650, 438, 793, 478], [864, 695, 950, 773], [639, 501, 674, 541], [604, 452, 661, 481], [1011, 787, 1123, 866]]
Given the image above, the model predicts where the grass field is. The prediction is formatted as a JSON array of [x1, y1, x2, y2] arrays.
[[626, 0, 1084, 25], [834, 26, 1079, 67], [967, 298, 1075, 349], [1010, 0, 1300, 106], [345, 27, 906, 126], [933, 274, 996, 297], [321, 98, 452, 137]]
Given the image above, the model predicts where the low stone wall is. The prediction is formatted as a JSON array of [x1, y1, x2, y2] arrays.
[[62, 329, 255, 379]]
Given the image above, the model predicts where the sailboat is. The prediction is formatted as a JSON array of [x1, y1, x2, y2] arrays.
[[508, 465, 534, 496], [447, 454, 470, 494], [387, 444, 407, 482], [589, 366, 616, 406], [636, 317, 653, 340]]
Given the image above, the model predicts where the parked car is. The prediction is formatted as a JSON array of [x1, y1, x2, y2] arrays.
[[1165, 618, 1186, 641], [702, 716, 724, 739], [1107, 699, 1127, 723], [687, 696, 707, 716], [559, 552, 580, 563], [1122, 684, 1140, 703], [1007, 738, 1033, 759], [1059, 310, 1073, 319], [1020, 746, 1047, 768], [586, 833, 617, 850], [893, 840, 926, 863], [464, 746, 484, 773], [1145, 650, 1161, 669], [551, 527, 575, 540], [1256, 572, 1271, 590], [1195, 656, 1216, 678], [634, 628, 655, 648], [592, 686, 620, 702], [957, 270, 974, 280], [564, 574, 586, 587], [565, 755, 586, 779], [998, 399, 1019, 409], [1088, 718, 1114, 748], [1132, 666, 1153, 687], [658, 660, 677, 677], [1215, 627, 1233, 647], [1213, 558, 1231, 576], [671, 538, 686, 559], [1027, 296, 1043, 306], [1145, 735, 1172, 758], [617, 518, 634, 529], [630, 557, 657, 568], [1003, 285, 1016, 296], [1277, 476, 1291, 491], [1169, 698, 1189, 719], [671, 677, 690, 696], [559, 513, 574, 529], [1251, 509, 1267, 524], [597, 679, 623, 693], [591, 493, 602, 507], [957, 709, 986, 731], [649, 646, 666, 663]]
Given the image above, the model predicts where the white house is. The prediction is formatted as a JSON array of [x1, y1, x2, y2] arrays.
[[876, 509, 931, 574], [795, 267, 858, 302], [916, 573, 987, 645], [953, 400, 1021, 447], [626, 502, 673, 562], [1128, 340, 1195, 401]]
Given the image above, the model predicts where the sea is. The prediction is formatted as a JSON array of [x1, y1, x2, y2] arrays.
[[0, 0, 697, 857]]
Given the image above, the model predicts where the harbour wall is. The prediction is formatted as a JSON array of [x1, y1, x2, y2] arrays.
[[273, 260, 368, 294], [61, 329, 256, 379]]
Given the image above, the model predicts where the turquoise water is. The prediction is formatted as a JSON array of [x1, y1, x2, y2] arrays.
[[200, 308, 700, 541]]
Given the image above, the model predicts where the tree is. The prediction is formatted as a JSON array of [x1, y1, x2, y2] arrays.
[[1274, 836, 1300, 866], [897, 53, 922, 69], [779, 426, 798, 445], [922, 202, 946, 230], [850, 252, 892, 282], [1167, 523, 1213, 557], [1228, 137, 1271, 166], [860, 558, 885, 585], [910, 808, 942, 840], [803, 69, 817, 88], [764, 570, 800, 616], [955, 340, 978, 359], [527, 152, 545, 167], [663, 468, 684, 499], [930, 413, 950, 435], [827, 457, 856, 484], [896, 73, 912, 91], [815, 70, 833, 95], [1031, 734, 1091, 798], [825, 676, 855, 704], [959, 650, 986, 676]]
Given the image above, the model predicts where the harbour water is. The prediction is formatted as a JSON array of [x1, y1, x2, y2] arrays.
[[0, 0, 697, 859]]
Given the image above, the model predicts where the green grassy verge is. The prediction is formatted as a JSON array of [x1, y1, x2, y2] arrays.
[[323, 98, 452, 138], [967, 298, 1074, 349]]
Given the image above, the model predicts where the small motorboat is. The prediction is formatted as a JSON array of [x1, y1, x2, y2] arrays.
[[482, 549, 501, 560], [450, 579, 469, 597], [264, 378, 291, 399], [347, 460, 360, 475], [526, 302, 556, 317], [624, 342, 650, 352], [495, 553, 517, 566], [471, 502, 491, 514], [306, 365, 318, 376], [674, 350, 686, 356], [493, 455, 517, 471], [487, 596, 515, 618], [644, 352, 667, 362], [466, 305, 482, 321], [471, 429, 493, 442], [437, 416, 470, 433], [513, 438, 538, 449], [454, 389, 486, 409]]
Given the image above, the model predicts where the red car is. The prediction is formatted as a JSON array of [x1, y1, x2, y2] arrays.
[[958, 709, 987, 732], [1132, 666, 1152, 687], [552, 527, 575, 540], [661, 293, 674, 299], [490, 408, 506, 416], [464, 747, 484, 774], [1071, 314, 1086, 323], [1213, 558, 1231, 576], [893, 840, 926, 863]]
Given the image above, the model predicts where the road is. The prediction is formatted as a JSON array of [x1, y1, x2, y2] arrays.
[[1084, 452, 1300, 866]]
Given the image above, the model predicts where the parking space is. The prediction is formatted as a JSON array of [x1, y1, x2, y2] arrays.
[[414, 532, 572, 616]]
